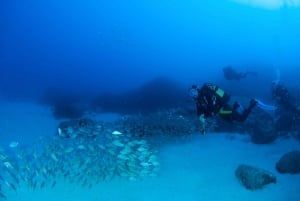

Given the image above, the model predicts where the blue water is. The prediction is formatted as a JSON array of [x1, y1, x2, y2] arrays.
[[1, 0, 300, 200], [1, 0, 300, 101]]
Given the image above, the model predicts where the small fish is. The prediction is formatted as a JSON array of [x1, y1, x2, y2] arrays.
[[112, 130, 122, 135], [50, 153, 58, 162], [0, 191, 7, 199], [151, 161, 160, 166], [51, 180, 57, 188], [112, 140, 124, 147], [3, 161, 14, 170], [63, 171, 70, 178], [77, 145, 86, 150], [32, 180, 37, 190], [40, 181, 45, 189], [87, 145, 94, 151], [9, 141, 19, 148], [6, 169, 19, 184], [10, 183, 17, 192], [135, 140, 147, 145], [41, 170, 48, 180], [57, 128, 63, 136], [42, 167, 48, 175], [0, 153, 8, 161], [137, 147, 147, 152], [65, 147, 74, 153], [98, 145, 105, 150], [33, 152, 38, 159], [4, 181, 17, 192], [140, 162, 150, 167]]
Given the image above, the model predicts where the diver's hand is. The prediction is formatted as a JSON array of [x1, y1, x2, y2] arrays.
[[199, 114, 206, 135]]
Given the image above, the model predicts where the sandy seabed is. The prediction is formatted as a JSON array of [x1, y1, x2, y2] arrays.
[[1, 101, 300, 201]]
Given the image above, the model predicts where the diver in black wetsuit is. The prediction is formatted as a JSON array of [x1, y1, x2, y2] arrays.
[[223, 66, 257, 81], [271, 82, 300, 113], [189, 83, 257, 134], [271, 81, 300, 131]]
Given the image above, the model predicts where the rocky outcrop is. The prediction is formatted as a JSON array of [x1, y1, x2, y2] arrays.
[[276, 150, 300, 174], [250, 129, 277, 144], [92, 76, 186, 114], [235, 164, 276, 190], [250, 112, 277, 144]]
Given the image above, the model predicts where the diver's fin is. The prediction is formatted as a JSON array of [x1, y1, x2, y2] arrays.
[[255, 99, 277, 111]]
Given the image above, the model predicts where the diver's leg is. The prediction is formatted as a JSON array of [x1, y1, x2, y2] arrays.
[[233, 99, 257, 122]]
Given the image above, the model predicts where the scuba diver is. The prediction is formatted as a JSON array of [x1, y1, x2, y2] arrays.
[[223, 66, 257, 81], [189, 83, 258, 134], [271, 81, 300, 131], [271, 81, 299, 112]]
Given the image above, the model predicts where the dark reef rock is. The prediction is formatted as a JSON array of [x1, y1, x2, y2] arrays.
[[276, 150, 300, 174], [274, 108, 300, 132], [52, 102, 85, 119], [92, 76, 186, 114], [235, 164, 276, 190], [39, 87, 90, 119], [249, 111, 277, 144], [250, 129, 277, 144]]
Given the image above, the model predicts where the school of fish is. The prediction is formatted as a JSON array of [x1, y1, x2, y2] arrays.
[[0, 121, 160, 199]]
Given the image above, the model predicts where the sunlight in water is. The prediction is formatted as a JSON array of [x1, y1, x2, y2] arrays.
[[231, 0, 300, 9]]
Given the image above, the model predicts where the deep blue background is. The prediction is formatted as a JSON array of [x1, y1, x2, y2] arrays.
[[1, 0, 300, 101]]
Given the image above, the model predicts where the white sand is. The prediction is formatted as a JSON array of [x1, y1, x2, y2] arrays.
[[1, 101, 300, 201]]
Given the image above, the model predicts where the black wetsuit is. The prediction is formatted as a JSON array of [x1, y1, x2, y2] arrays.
[[272, 84, 299, 112], [194, 83, 256, 122]]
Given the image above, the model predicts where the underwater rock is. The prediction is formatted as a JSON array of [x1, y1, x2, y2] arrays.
[[235, 164, 276, 190], [52, 102, 85, 119], [276, 150, 300, 174], [275, 112, 295, 132], [250, 113, 277, 144], [250, 129, 277, 144], [92, 76, 186, 114], [39, 87, 90, 119]]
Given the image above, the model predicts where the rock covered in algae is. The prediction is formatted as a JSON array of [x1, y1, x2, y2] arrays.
[[235, 164, 276, 190], [276, 150, 300, 174]]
